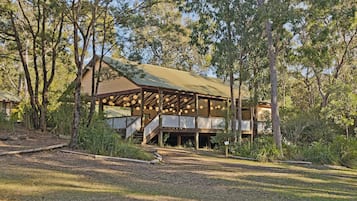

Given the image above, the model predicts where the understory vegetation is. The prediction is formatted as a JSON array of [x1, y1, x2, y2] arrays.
[[49, 103, 154, 161], [222, 110, 357, 169], [0, 112, 15, 132]]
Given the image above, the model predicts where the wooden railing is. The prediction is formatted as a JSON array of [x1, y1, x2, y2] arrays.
[[106, 116, 139, 129], [125, 117, 141, 138], [107, 114, 256, 140], [162, 115, 195, 129], [144, 115, 160, 137]]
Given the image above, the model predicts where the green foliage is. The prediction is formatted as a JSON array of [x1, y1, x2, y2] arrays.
[[281, 109, 339, 145], [78, 117, 153, 161], [302, 141, 337, 165], [302, 136, 357, 168], [0, 112, 14, 132], [230, 134, 357, 169], [48, 103, 74, 136], [210, 131, 235, 151], [233, 136, 282, 162]]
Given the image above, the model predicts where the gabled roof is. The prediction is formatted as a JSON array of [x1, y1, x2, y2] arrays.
[[0, 91, 20, 102], [102, 57, 247, 98]]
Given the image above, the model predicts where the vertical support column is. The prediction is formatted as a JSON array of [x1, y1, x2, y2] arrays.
[[177, 93, 181, 115], [207, 135, 211, 148], [194, 93, 199, 150], [141, 89, 146, 145], [158, 89, 163, 147], [208, 99, 211, 117], [177, 135, 182, 146]]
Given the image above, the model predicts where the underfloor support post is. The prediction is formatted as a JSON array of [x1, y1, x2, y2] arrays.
[[177, 135, 182, 146], [195, 132, 199, 150], [158, 130, 163, 147]]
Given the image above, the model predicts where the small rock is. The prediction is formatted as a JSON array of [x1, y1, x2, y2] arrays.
[[0, 136, 9, 141], [8, 136, 18, 141], [18, 135, 28, 140]]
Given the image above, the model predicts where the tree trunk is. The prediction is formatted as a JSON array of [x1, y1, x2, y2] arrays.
[[87, 2, 98, 127], [237, 58, 243, 145], [237, 81, 242, 145], [253, 67, 259, 138], [265, 20, 283, 155], [229, 70, 237, 142], [9, 10, 40, 129], [70, 0, 82, 148]]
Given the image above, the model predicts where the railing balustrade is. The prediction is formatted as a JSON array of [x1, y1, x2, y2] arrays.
[[106, 116, 140, 129], [144, 115, 160, 137], [126, 117, 141, 138]]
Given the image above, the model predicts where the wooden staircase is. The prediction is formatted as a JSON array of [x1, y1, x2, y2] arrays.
[[133, 131, 143, 143]]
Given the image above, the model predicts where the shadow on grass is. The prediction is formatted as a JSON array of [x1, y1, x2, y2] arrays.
[[1, 149, 357, 201]]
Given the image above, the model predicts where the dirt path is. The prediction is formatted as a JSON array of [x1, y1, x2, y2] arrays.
[[1, 138, 357, 200]]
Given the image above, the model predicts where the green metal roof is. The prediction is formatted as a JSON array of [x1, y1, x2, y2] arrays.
[[0, 91, 20, 102], [102, 56, 247, 98]]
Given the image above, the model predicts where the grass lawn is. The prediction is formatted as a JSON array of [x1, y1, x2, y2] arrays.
[[0, 147, 357, 201]]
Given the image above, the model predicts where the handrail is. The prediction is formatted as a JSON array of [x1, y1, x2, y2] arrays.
[[106, 116, 140, 129], [126, 117, 141, 138], [144, 115, 160, 137]]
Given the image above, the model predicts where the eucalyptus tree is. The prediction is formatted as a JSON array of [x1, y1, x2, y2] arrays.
[[292, 0, 357, 108], [0, 0, 66, 131], [182, 0, 263, 143], [120, 1, 207, 71], [67, 0, 159, 147], [256, 0, 299, 154]]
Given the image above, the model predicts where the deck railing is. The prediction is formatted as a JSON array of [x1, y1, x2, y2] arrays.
[[162, 115, 195, 129], [144, 115, 160, 137], [197, 117, 225, 129], [126, 117, 141, 138], [237, 120, 251, 131], [107, 115, 255, 138], [161, 115, 250, 131], [106, 116, 139, 129]]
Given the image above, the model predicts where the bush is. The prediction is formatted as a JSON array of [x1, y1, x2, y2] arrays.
[[79, 117, 153, 161], [0, 112, 14, 132], [210, 131, 235, 151], [281, 110, 339, 145], [301, 136, 357, 168], [302, 141, 338, 164], [48, 103, 74, 136], [233, 136, 282, 162]]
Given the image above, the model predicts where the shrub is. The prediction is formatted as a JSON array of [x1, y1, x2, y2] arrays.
[[233, 136, 282, 162], [79, 117, 153, 161], [281, 110, 339, 145], [0, 112, 14, 132], [301, 136, 357, 168], [48, 103, 74, 136], [210, 131, 235, 151], [302, 141, 337, 164]]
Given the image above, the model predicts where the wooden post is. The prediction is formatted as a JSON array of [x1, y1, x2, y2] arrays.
[[141, 89, 146, 145], [195, 132, 199, 150], [158, 89, 163, 147], [195, 94, 199, 150], [177, 93, 181, 115], [207, 135, 211, 148], [177, 135, 182, 146]]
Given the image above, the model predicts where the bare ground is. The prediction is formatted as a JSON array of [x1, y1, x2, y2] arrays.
[[1, 128, 357, 201]]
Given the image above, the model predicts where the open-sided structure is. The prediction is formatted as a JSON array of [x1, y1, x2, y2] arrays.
[[81, 56, 271, 148]]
